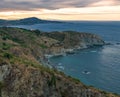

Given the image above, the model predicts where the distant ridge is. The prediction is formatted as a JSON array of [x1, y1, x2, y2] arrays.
[[0, 17, 62, 26]]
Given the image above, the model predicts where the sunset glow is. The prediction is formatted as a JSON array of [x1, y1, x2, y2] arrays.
[[0, 0, 120, 20]]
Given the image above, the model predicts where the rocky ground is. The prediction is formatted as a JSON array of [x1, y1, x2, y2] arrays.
[[0, 27, 119, 97]]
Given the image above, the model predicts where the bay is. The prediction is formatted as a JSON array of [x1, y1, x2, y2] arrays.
[[11, 21, 120, 94]]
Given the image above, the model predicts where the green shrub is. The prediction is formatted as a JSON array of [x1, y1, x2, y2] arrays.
[[40, 44, 47, 49], [12, 38, 24, 44], [2, 36, 7, 40], [12, 38, 27, 47], [3, 53, 13, 59], [2, 43, 11, 50], [33, 30, 41, 36], [47, 74, 56, 87], [2, 35, 11, 40]]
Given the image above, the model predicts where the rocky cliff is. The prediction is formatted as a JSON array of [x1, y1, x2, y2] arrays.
[[40, 31, 105, 56], [0, 62, 118, 97], [0, 27, 119, 97]]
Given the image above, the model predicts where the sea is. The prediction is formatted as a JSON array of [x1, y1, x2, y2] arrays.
[[10, 21, 120, 94]]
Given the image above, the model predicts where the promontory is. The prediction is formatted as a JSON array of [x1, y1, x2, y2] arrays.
[[0, 27, 119, 97]]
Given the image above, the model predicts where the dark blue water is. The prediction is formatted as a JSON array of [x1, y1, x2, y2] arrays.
[[50, 45, 120, 94], [11, 21, 120, 94], [11, 21, 120, 42]]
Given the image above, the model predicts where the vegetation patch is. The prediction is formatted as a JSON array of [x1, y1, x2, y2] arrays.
[[1, 43, 12, 50], [68, 76, 81, 84], [3, 52, 13, 59], [0, 81, 4, 96], [47, 74, 56, 87], [40, 44, 48, 49]]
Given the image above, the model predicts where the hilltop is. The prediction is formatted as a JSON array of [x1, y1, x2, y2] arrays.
[[0, 17, 62, 26], [0, 27, 119, 97]]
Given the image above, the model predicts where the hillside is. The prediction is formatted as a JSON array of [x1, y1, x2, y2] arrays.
[[0, 17, 62, 26], [0, 27, 119, 97]]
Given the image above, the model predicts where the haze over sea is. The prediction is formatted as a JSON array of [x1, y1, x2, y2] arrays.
[[11, 21, 120, 94]]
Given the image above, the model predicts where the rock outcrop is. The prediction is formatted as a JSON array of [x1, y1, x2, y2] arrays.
[[0, 27, 119, 97], [40, 31, 105, 56], [0, 63, 118, 97]]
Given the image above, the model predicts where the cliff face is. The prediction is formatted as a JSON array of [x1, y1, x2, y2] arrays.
[[0, 27, 118, 97], [40, 31, 105, 55], [0, 63, 118, 97]]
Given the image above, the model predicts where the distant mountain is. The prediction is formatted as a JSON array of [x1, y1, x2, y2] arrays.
[[0, 17, 63, 26]]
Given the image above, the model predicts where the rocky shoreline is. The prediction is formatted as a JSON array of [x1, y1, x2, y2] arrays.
[[40, 31, 105, 57], [44, 45, 104, 58], [42, 43, 105, 70], [0, 27, 119, 97]]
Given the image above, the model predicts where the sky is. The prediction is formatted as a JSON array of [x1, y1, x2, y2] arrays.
[[0, 0, 120, 21]]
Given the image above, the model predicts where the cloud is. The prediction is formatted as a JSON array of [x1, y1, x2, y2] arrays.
[[0, 5, 120, 20], [88, 0, 120, 7], [0, 0, 120, 21], [0, 0, 120, 11]]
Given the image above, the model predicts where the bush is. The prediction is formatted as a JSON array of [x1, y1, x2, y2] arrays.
[[3, 53, 13, 59], [33, 30, 41, 36], [47, 74, 56, 87], [2, 43, 11, 50], [40, 44, 47, 49], [2, 35, 11, 40]]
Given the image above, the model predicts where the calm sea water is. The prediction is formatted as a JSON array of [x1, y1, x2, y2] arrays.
[[11, 21, 120, 94]]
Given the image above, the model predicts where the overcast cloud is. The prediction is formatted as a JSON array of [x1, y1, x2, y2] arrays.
[[0, 0, 120, 11]]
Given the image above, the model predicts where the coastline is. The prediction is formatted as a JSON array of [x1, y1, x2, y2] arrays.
[[42, 44, 104, 69], [1, 27, 119, 96]]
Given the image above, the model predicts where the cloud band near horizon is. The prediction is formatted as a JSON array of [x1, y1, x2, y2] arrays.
[[0, 0, 120, 10], [0, 0, 120, 20]]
